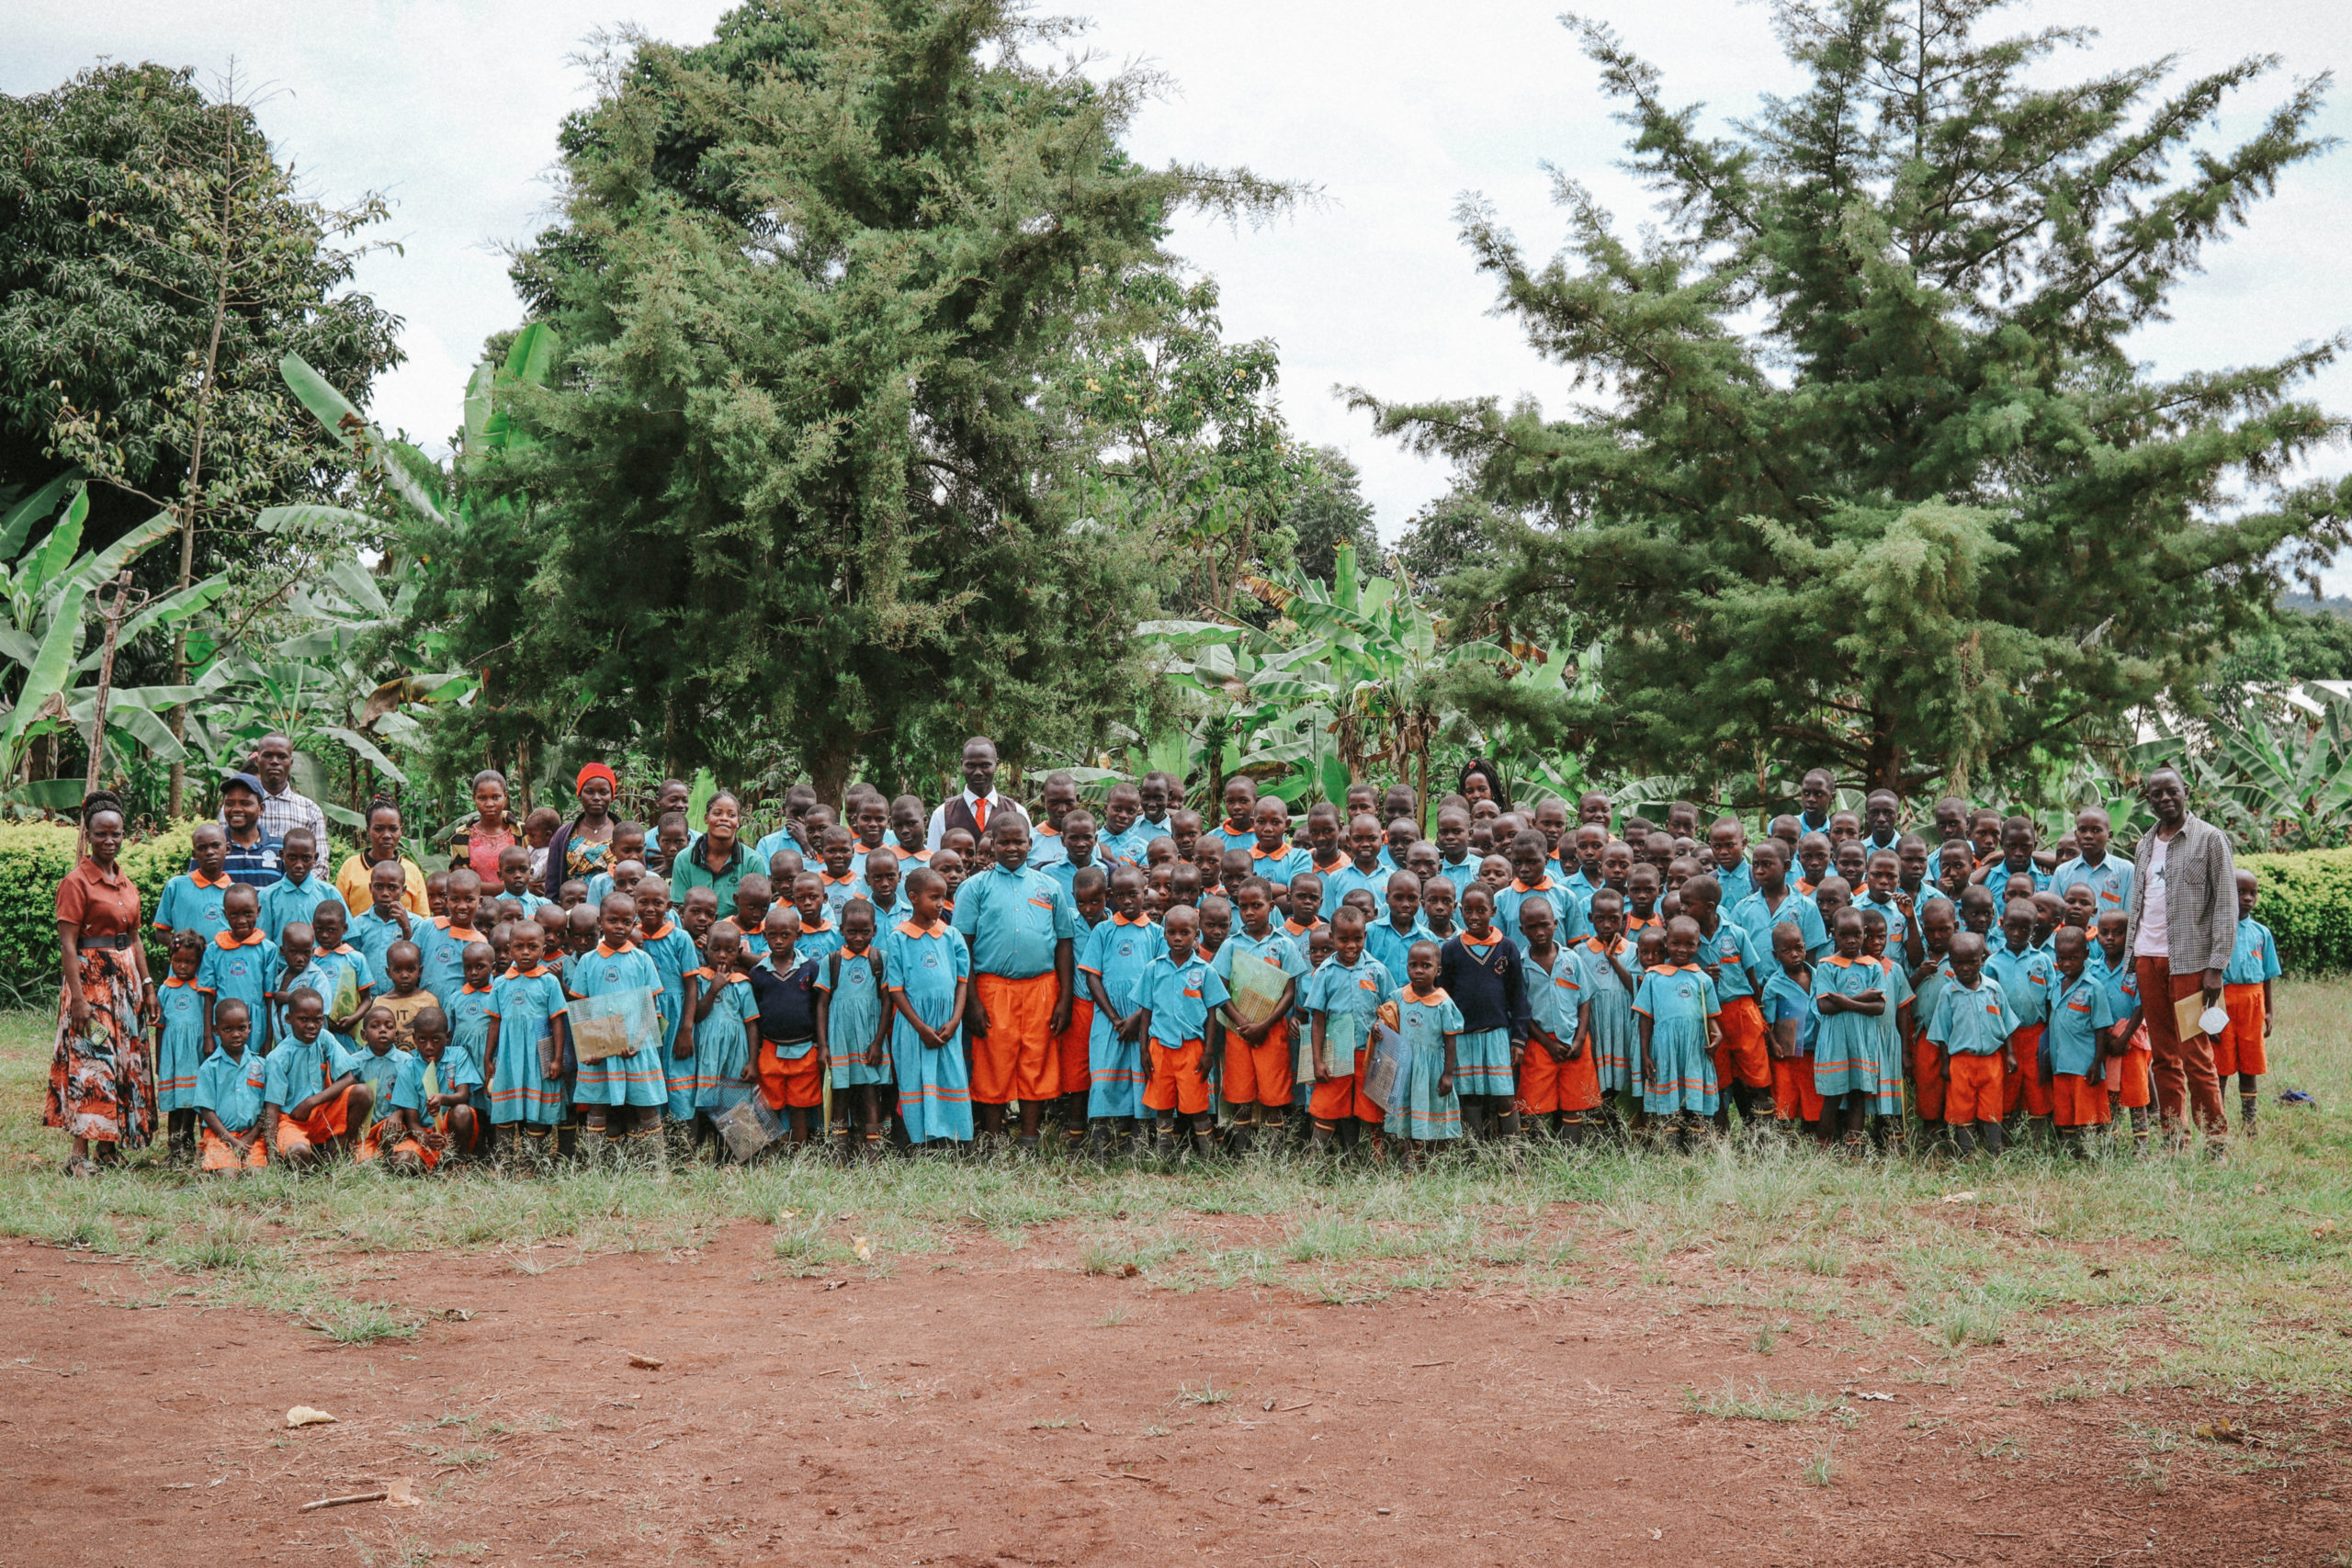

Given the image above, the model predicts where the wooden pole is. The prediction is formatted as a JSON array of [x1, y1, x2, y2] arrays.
[[75, 572, 137, 860]]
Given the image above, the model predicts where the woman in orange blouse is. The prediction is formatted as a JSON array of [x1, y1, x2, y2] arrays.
[[48, 791, 158, 1174]]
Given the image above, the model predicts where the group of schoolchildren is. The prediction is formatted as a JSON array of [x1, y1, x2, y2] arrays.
[[141, 761, 2284, 1174]]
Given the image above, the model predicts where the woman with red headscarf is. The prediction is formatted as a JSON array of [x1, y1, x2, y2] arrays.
[[540, 762, 623, 900]]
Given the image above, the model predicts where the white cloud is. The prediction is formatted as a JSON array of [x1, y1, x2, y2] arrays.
[[11, 0, 2350, 582]]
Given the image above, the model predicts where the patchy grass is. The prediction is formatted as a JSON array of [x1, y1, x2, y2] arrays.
[[1684, 1376, 1829, 1423], [5, 978, 2352, 1394]]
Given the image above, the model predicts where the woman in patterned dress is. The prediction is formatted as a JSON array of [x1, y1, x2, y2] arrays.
[[47, 792, 158, 1175]]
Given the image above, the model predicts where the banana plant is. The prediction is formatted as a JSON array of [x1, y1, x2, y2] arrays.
[[2180, 685, 2352, 851], [0, 477, 222, 809]]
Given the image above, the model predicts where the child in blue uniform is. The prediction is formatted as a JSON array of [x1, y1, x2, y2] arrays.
[[884, 868, 973, 1147], [1381, 940, 1463, 1156], [195, 999, 267, 1172], [1634, 917, 1722, 1141], [1437, 885, 1529, 1140], [1305, 908, 1397, 1152], [1080, 866, 1167, 1146], [156, 824, 234, 943], [1576, 890, 1641, 1114], [2219, 869, 2281, 1137], [259, 829, 342, 945], [1134, 904, 1230, 1157], [631, 875, 704, 1129], [153, 930, 210, 1162], [1758, 923, 1819, 1134], [819, 900, 893, 1156], [1927, 931, 2020, 1158], [2043, 926, 2116, 1155], [198, 885, 279, 1056], [1857, 908, 1913, 1146], [569, 894, 669, 1158], [485, 921, 571, 1163], [1809, 908, 1889, 1148], [441, 940, 499, 1123], [687, 921, 763, 1160]]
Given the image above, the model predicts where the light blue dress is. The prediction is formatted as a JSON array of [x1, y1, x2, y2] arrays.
[[690, 975, 759, 1109], [153, 976, 208, 1113], [1383, 989, 1464, 1141], [570, 942, 668, 1108], [488, 967, 570, 1127], [1809, 956, 1887, 1101], [1080, 916, 1165, 1120], [883, 920, 973, 1144], [821, 948, 890, 1089], [1634, 964, 1720, 1115], [1574, 938, 1639, 1096]]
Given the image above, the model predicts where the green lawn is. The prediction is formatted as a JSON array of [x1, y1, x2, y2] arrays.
[[4, 984, 2350, 1395]]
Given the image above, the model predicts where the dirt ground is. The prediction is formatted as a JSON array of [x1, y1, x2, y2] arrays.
[[3, 1224, 2345, 1567]]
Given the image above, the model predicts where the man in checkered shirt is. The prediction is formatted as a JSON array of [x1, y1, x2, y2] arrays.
[[233, 733, 331, 849]]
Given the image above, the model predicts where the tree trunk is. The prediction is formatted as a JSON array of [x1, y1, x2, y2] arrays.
[[809, 739, 854, 814]]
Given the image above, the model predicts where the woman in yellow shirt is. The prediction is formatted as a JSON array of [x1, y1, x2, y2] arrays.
[[335, 798, 429, 915]]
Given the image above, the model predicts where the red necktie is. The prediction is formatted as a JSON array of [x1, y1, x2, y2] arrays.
[[974, 796, 989, 834]]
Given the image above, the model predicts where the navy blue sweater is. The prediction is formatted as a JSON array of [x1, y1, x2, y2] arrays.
[[1438, 932, 1530, 1045]]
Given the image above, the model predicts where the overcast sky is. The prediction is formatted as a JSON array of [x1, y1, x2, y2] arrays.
[[12, 0, 2352, 581]]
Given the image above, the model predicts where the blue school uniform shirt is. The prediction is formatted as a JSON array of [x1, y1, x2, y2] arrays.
[[2224, 918, 2281, 987], [1317, 862, 1387, 920], [1631, 964, 1720, 1036], [2050, 855, 2132, 919], [490, 966, 571, 1122], [1985, 858, 2052, 893], [2044, 970, 2116, 1078], [347, 906, 419, 998], [952, 863, 1076, 979], [1731, 888, 1830, 961], [1213, 821, 1259, 857], [153, 871, 232, 942], [1136, 952, 1229, 1051], [1041, 855, 1113, 901], [638, 921, 704, 1052], [441, 982, 497, 1089], [389, 1048, 442, 1120], [1927, 979, 2020, 1056], [2090, 950, 2141, 1027], [197, 931, 279, 1043], [791, 915, 844, 964], [1522, 946, 1582, 1043], [1692, 918, 1760, 1002], [257, 873, 344, 947], [345, 1044, 408, 1126], [254, 1032, 339, 1111], [1096, 822, 1150, 865], [195, 1046, 265, 1133], [1849, 892, 1911, 944], [1364, 915, 1434, 989], [278, 949, 375, 1055], [1081, 914, 1168, 1016], [1212, 924, 1306, 1004], [1985, 939, 2056, 1028], [1305, 953, 1398, 1041], [414, 918, 487, 1011], [1712, 858, 1756, 909], [1023, 827, 1069, 870], [1438, 853, 1482, 897], [1243, 841, 1308, 887], [1758, 965, 1815, 1057], [814, 870, 862, 916], [1494, 877, 1590, 951]]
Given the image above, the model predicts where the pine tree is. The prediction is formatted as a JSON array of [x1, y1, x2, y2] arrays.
[[1357, 0, 2349, 795], [471, 0, 1287, 797]]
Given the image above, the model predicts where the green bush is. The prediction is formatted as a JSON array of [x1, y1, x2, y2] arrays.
[[2242, 849, 2352, 976], [0, 820, 195, 1008]]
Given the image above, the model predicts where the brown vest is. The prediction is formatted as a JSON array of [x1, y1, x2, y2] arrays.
[[941, 793, 1025, 845]]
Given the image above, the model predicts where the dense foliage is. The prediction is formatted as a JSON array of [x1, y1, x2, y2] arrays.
[[1359, 0, 2351, 798]]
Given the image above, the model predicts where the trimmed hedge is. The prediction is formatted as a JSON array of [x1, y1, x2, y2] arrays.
[[2243, 849, 2352, 978], [0, 820, 195, 1008]]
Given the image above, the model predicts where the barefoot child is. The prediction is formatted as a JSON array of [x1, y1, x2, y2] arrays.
[[817, 900, 893, 1156], [686, 919, 762, 1158], [1928, 932, 2019, 1157], [1134, 904, 1228, 1158], [195, 999, 266, 1171], [153, 930, 209, 1161], [1081, 866, 1166, 1153], [485, 920, 571, 1161], [1437, 885, 1528, 1139], [1380, 940, 1462, 1158], [1212, 877, 1306, 1153], [2219, 869, 2279, 1137], [884, 868, 973, 1148], [1305, 907, 1396, 1154], [256, 991, 370, 1167], [1635, 917, 1723, 1145]]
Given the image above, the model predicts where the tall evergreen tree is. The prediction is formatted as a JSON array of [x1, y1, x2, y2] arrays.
[[471, 0, 1286, 796], [1358, 0, 2350, 795]]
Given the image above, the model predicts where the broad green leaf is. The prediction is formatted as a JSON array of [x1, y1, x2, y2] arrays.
[[463, 360, 496, 454], [687, 765, 718, 833], [280, 352, 365, 447], [75, 578, 229, 671], [0, 581, 87, 751], [258, 503, 379, 536], [19, 488, 87, 594], [325, 557, 390, 618], [322, 724, 407, 783], [0, 469, 80, 562], [68, 511, 177, 597]]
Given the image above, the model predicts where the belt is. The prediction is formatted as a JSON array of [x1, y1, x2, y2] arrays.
[[79, 933, 136, 951]]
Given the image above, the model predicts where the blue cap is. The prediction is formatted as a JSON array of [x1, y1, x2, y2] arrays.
[[221, 771, 266, 800]]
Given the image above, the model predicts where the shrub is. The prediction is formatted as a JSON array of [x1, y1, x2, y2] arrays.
[[2241, 849, 2352, 977], [0, 820, 196, 1007]]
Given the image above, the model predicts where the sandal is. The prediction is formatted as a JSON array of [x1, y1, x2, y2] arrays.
[[63, 1156, 96, 1179]]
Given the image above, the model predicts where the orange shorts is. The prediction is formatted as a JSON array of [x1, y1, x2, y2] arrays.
[[1056, 998, 1095, 1098], [1517, 1030, 1600, 1116], [758, 1042, 825, 1110], [1711, 995, 1771, 1090], [1143, 1037, 1210, 1115], [272, 1085, 356, 1156], [1909, 1034, 1946, 1122], [2006, 1025, 2050, 1117], [356, 1122, 441, 1169], [2105, 1026, 2152, 1108], [972, 973, 1060, 1104], [199, 1129, 267, 1170], [1307, 1047, 1378, 1124], [2215, 984, 2267, 1078], [1223, 1017, 1295, 1109], [1944, 1051, 2005, 1125], [2052, 1072, 2111, 1129], [1771, 1055, 1824, 1122]]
